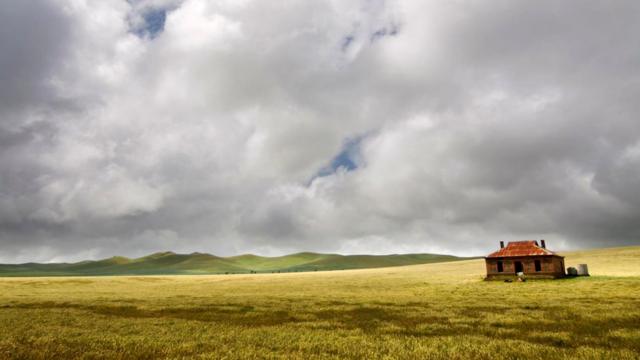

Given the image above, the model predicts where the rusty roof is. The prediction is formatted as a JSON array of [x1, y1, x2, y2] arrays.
[[486, 240, 560, 258]]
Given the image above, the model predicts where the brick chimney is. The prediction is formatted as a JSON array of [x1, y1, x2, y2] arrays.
[[500, 241, 504, 249], [540, 239, 546, 249]]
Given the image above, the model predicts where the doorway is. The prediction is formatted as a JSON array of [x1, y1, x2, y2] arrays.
[[514, 261, 524, 274]]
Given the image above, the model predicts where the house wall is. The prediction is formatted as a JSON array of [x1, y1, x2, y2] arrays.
[[485, 256, 565, 279]]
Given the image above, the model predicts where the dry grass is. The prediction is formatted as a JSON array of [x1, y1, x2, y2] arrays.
[[0, 246, 639, 359], [563, 245, 640, 276]]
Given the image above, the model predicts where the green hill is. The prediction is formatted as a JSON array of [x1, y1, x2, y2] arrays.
[[283, 253, 462, 272], [0, 251, 472, 277]]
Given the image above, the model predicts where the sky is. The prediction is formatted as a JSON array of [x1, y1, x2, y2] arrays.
[[1, 0, 640, 263]]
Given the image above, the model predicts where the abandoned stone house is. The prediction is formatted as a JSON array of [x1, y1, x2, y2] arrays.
[[485, 240, 565, 279]]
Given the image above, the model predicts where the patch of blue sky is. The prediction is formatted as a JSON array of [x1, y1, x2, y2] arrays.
[[341, 23, 399, 53], [311, 137, 364, 183], [370, 24, 398, 43], [341, 35, 355, 52], [132, 8, 167, 39]]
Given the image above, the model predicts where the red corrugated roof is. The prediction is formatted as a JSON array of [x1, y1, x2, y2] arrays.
[[486, 240, 558, 258]]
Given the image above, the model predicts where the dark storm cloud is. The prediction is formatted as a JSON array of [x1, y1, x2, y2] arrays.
[[0, 1, 73, 114], [0, 0, 639, 262]]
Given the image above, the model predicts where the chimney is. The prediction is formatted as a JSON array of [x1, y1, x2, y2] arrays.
[[500, 241, 504, 249], [541, 239, 546, 249]]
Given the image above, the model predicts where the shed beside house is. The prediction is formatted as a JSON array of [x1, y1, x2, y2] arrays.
[[485, 240, 565, 279]]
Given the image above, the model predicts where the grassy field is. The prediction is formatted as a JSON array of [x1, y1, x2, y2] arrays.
[[0, 246, 639, 359]]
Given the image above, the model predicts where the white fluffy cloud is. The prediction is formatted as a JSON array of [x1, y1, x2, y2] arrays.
[[1, 0, 639, 262]]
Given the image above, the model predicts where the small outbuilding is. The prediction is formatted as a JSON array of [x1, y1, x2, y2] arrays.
[[485, 240, 565, 279]]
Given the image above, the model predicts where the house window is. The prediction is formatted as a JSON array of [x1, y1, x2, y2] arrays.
[[535, 260, 541, 272], [497, 261, 503, 273]]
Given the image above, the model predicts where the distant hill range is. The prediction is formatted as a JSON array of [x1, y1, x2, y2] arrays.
[[0, 251, 473, 276]]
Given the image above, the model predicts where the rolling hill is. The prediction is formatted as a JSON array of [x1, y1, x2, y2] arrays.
[[0, 251, 469, 276]]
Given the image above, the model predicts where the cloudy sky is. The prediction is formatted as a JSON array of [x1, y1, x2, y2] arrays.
[[1, 0, 639, 263]]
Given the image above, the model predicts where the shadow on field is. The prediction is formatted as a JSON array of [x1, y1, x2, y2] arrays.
[[3, 300, 639, 352]]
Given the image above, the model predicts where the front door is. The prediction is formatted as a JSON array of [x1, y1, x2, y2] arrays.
[[514, 261, 523, 274]]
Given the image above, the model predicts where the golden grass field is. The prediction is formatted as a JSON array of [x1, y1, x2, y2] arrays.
[[0, 246, 639, 359]]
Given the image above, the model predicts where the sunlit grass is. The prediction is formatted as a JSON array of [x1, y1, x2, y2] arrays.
[[0, 246, 638, 359]]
